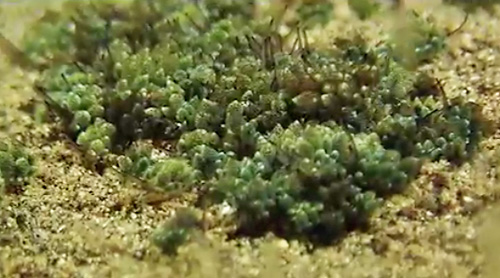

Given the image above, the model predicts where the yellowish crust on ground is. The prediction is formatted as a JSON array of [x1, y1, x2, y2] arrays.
[[1, 1, 500, 277]]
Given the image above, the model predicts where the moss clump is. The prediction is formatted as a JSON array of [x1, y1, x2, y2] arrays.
[[118, 143, 196, 190], [387, 11, 448, 68], [152, 208, 202, 255], [0, 140, 35, 195], [20, 0, 490, 244], [214, 122, 421, 242]]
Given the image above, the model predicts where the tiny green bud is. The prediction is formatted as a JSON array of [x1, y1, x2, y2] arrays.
[[90, 140, 107, 156]]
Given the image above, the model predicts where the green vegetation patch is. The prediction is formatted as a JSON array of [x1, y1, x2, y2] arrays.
[[19, 0, 489, 245], [0, 139, 35, 195]]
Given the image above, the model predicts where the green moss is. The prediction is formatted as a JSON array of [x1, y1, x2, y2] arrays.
[[76, 118, 116, 156], [118, 142, 155, 178], [148, 158, 197, 190], [388, 11, 447, 68], [21, 0, 489, 244], [0, 140, 35, 194], [152, 208, 201, 255]]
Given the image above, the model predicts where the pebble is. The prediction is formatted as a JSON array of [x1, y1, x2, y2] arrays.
[[460, 33, 476, 52], [276, 239, 289, 249]]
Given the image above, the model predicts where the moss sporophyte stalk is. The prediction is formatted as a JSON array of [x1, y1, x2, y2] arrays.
[[17, 0, 490, 247]]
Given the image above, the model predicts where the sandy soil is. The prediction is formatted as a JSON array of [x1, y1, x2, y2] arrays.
[[1, 1, 500, 277]]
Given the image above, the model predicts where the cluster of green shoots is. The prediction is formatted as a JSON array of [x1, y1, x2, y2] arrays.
[[18, 0, 489, 248], [0, 140, 35, 196]]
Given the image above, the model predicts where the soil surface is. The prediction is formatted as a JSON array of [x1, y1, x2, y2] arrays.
[[1, 1, 500, 277]]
